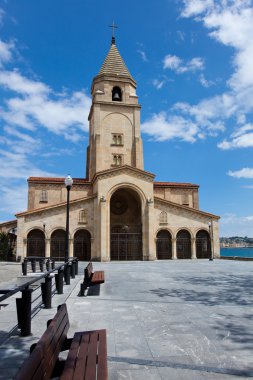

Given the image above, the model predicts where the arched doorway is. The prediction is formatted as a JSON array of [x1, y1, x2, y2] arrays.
[[74, 230, 91, 261], [176, 230, 191, 259], [156, 230, 172, 259], [27, 229, 45, 257], [50, 229, 66, 260], [110, 188, 142, 260], [196, 230, 211, 259]]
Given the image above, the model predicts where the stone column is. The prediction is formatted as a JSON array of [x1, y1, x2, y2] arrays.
[[172, 238, 177, 259], [23, 238, 27, 259], [146, 199, 156, 261], [69, 238, 74, 258], [100, 197, 109, 262], [191, 238, 197, 259], [45, 239, 50, 258]]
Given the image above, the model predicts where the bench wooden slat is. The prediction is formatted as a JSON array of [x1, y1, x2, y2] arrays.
[[85, 331, 99, 380], [59, 334, 80, 380], [91, 271, 104, 284], [73, 333, 90, 380], [97, 329, 108, 380], [60, 330, 107, 380]]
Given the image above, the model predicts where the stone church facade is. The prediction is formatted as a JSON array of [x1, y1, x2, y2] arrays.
[[13, 38, 220, 261]]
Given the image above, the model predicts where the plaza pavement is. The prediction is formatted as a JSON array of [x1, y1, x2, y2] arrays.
[[0, 259, 252, 379]]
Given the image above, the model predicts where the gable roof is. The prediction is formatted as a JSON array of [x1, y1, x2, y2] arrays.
[[154, 196, 219, 219], [16, 195, 96, 217]]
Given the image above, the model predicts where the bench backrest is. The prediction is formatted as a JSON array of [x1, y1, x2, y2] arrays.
[[84, 262, 93, 280], [14, 304, 69, 380], [14, 345, 48, 380], [37, 303, 69, 375]]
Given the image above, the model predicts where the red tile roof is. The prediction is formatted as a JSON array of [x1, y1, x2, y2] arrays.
[[28, 177, 90, 184], [154, 182, 199, 188]]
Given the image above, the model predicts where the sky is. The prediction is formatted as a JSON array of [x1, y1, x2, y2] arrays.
[[0, 0, 253, 237]]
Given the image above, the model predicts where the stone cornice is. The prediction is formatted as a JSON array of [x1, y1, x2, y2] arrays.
[[92, 165, 155, 185], [154, 196, 220, 220], [16, 195, 97, 218], [92, 75, 137, 91], [88, 101, 141, 121]]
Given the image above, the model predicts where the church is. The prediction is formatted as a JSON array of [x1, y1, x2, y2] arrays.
[[10, 36, 220, 261]]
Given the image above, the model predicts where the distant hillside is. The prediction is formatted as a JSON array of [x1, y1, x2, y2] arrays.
[[220, 236, 253, 247]]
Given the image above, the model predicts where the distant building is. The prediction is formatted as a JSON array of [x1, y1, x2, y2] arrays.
[[3, 37, 220, 261]]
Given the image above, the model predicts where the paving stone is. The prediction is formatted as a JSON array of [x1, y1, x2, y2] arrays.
[[0, 260, 253, 379]]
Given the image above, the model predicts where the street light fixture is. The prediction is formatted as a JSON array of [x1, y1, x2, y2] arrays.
[[64, 175, 73, 263], [208, 221, 213, 261]]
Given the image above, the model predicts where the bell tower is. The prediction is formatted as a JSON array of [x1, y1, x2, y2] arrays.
[[86, 36, 144, 180]]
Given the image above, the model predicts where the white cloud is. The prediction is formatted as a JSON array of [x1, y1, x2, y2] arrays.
[[163, 55, 182, 70], [218, 123, 253, 149], [0, 39, 14, 66], [181, 0, 214, 17], [176, 30, 185, 41], [0, 69, 50, 95], [0, 70, 91, 139], [137, 49, 147, 62], [163, 54, 204, 73], [0, 8, 5, 26], [0, 39, 91, 219], [149, 1, 253, 148], [198, 73, 215, 88], [153, 79, 165, 90], [141, 112, 198, 142], [220, 212, 253, 237], [228, 168, 253, 179], [0, 185, 28, 216]]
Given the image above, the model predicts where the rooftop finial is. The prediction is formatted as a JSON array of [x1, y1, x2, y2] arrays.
[[109, 21, 118, 45]]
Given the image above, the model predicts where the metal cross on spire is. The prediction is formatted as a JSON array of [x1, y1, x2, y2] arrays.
[[109, 21, 118, 44]]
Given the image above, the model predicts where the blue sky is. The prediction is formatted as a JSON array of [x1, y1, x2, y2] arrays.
[[1, 0, 253, 237]]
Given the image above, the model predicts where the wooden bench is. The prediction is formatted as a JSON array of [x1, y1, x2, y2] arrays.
[[80, 262, 105, 296], [14, 303, 108, 380]]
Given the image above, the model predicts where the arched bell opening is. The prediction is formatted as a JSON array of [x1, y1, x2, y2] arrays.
[[27, 229, 45, 258], [50, 229, 66, 261], [110, 188, 142, 260], [176, 229, 191, 259], [112, 86, 122, 102], [156, 230, 172, 260], [196, 230, 211, 259], [74, 229, 91, 261]]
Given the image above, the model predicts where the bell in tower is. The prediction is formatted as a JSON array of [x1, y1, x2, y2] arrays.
[[112, 86, 122, 101]]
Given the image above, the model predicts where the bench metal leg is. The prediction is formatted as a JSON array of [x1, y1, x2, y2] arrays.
[[80, 283, 85, 296]]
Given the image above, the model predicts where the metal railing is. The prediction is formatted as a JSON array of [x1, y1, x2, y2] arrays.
[[0, 258, 79, 337]]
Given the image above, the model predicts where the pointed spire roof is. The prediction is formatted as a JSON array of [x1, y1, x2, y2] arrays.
[[97, 39, 134, 81]]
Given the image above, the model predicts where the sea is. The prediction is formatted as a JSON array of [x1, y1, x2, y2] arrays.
[[220, 247, 253, 258]]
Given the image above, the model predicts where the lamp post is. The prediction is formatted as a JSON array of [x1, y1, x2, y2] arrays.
[[64, 175, 73, 262], [208, 221, 213, 261]]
